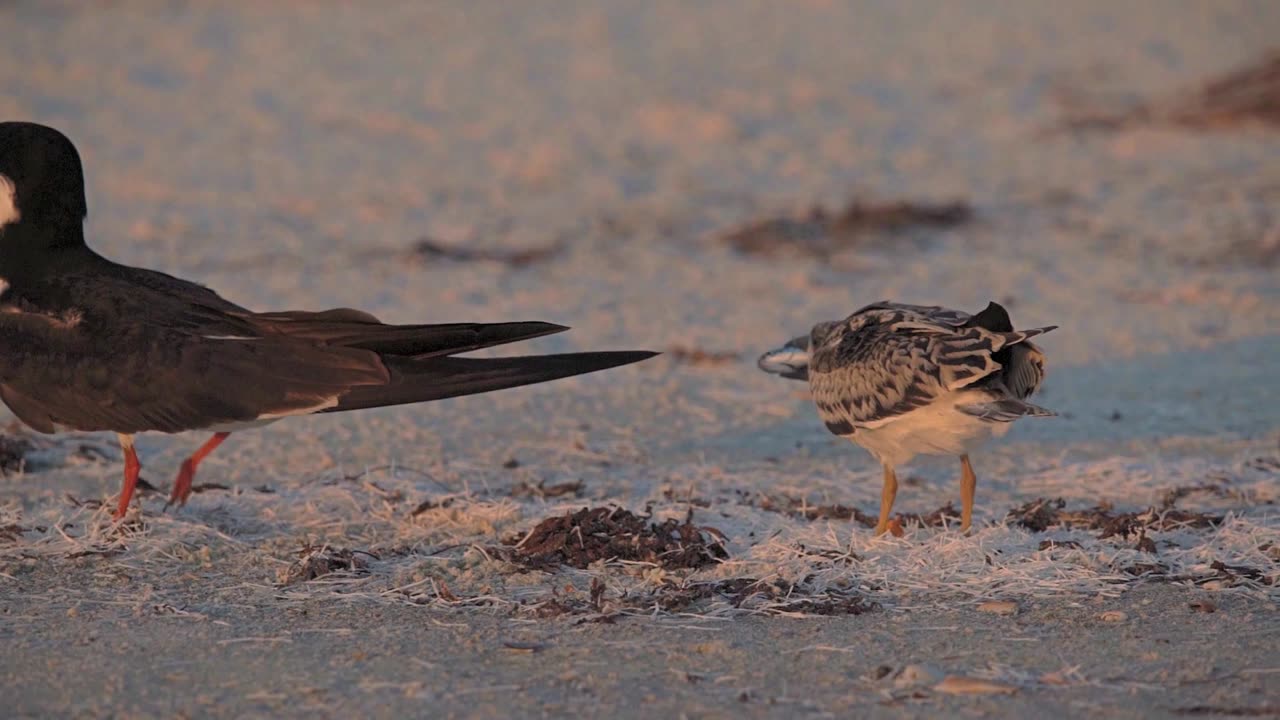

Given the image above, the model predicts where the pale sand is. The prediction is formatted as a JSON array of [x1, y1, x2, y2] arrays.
[[1, 1, 1278, 717]]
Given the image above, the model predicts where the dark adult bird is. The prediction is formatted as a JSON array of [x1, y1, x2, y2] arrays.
[[758, 301, 1056, 535], [0, 121, 656, 519]]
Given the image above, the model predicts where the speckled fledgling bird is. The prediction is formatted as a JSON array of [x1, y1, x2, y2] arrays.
[[0, 121, 656, 520], [758, 301, 1056, 535]]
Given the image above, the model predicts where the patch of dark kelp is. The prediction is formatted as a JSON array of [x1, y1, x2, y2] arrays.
[[1057, 51, 1280, 132], [499, 506, 728, 571], [408, 236, 564, 267], [517, 576, 877, 620], [719, 197, 973, 259], [742, 491, 960, 530], [1005, 498, 1224, 537]]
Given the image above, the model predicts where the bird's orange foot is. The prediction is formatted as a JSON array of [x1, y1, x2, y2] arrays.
[[166, 458, 197, 509], [165, 432, 231, 511]]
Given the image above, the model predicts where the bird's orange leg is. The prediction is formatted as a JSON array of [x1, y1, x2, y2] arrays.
[[873, 464, 899, 536], [960, 454, 977, 533], [167, 432, 231, 508], [114, 434, 141, 521]]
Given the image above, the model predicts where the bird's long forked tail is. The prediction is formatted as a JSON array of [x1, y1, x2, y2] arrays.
[[249, 314, 572, 359], [326, 350, 658, 413]]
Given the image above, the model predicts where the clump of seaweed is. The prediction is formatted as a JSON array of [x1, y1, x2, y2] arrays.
[[501, 506, 728, 571], [1058, 51, 1280, 132], [719, 197, 972, 259], [1005, 498, 1223, 538]]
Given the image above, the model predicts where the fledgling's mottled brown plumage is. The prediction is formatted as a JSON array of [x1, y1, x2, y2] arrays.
[[760, 301, 1057, 534]]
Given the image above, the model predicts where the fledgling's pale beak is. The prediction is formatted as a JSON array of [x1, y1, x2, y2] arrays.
[[757, 335, 811, 381]]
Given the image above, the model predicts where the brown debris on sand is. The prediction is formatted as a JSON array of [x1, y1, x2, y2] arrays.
[[719, 197, 972, 259], [279, 544, 375, 586], [1006, 498, 1224, 538], [747, 492, 960, 530], [0, 523, 31, 543], [510, 479, 585, 500], [1159, 478, 1247, 509], [516, 577, 618, 621], [1008, 497, 1067, 533], [745, 492, 877, 526], [502, 506, 728, 571], [0, 432, 34, 475], [1057, 51, 1280, 132], [409, 236, 564, 267], [1101, 508, 1222, 539], [1124, 555, 1279, 590], [896, 503, 962, 530], [652, 577, 878, 615], [517, 574, 877, 619]]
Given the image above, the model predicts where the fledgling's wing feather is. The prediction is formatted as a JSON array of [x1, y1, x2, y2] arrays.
[[853, 300, 973, 328], [809, 323, 948, 434], [807, 303, 1056, 435]]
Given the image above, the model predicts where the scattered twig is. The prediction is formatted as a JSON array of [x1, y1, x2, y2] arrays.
[[510, 480, 585, 500]]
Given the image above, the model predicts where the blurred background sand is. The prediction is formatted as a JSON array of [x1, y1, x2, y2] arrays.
[[1, 1, 1278, 717]]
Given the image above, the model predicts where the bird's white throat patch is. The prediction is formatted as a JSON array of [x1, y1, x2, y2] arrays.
[[0, 174, 18, 230]]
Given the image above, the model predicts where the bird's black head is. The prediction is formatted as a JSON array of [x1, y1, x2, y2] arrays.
[[0, 122, 90, 262]]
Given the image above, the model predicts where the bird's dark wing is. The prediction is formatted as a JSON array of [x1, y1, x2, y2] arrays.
[[103, 259, 575, 357], [0, 309, 389, 434], [1, 309, 653, 434], [33, 262, 576, 358], [102, 261, 251, 314], [1, 266, 654, 434]]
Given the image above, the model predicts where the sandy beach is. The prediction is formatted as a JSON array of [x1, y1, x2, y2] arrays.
[[1, 1, 1278, 717]]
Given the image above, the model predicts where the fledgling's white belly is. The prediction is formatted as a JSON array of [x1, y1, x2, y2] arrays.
[[850, 395, 1010, 466]]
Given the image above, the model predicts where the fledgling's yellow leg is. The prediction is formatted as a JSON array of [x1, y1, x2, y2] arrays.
[[874, 464, 898, 536], [959, 454, 977, 533]]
